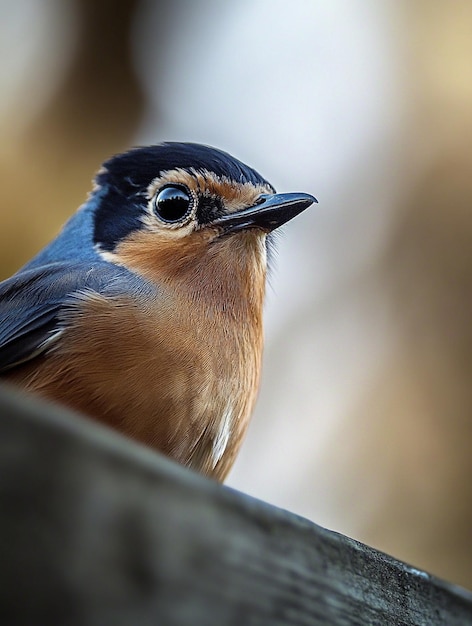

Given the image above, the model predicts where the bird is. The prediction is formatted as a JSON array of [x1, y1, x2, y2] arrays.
[[0, 142, 316, 481]]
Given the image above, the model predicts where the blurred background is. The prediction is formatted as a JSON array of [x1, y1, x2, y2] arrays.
[[2, 0, 472, 590]]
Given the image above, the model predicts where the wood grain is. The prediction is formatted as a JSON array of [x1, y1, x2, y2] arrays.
[[0, 383, 471, 625]]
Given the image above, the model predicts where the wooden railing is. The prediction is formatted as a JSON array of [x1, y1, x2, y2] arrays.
[[1, 383, 471, 625]]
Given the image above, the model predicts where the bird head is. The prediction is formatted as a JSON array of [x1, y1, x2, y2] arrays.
[[91, 143, 316, 303]]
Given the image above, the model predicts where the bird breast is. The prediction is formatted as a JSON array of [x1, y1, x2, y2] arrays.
[[7, 231, 267, 480]]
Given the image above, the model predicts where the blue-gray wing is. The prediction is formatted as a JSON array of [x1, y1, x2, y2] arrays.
[[0, 261, 147, 373]]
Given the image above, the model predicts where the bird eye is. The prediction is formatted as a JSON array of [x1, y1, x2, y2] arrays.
[[153, 185, 192, 223]]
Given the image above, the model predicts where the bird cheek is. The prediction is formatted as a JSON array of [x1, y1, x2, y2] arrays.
[[104, 229, 214, 284]]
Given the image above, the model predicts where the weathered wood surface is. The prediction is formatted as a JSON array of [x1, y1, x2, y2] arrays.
[[0, 384, 471, 626]]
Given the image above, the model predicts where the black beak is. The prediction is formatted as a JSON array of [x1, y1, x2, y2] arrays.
[[212, 192, 317, 234]]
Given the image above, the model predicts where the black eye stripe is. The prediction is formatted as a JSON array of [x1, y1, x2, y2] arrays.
[[153, 184, 192, 223], [197, 195, 224, 225]]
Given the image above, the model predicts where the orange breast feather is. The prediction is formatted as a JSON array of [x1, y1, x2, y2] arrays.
[[6, 230, 266, 480]]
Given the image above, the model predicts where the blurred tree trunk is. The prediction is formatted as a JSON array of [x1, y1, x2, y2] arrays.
[[0, 0, 158, 277], [321, 2, 472, 588]]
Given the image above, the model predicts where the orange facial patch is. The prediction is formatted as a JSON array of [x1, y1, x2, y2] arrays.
[[102, 227, 267, 315]]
